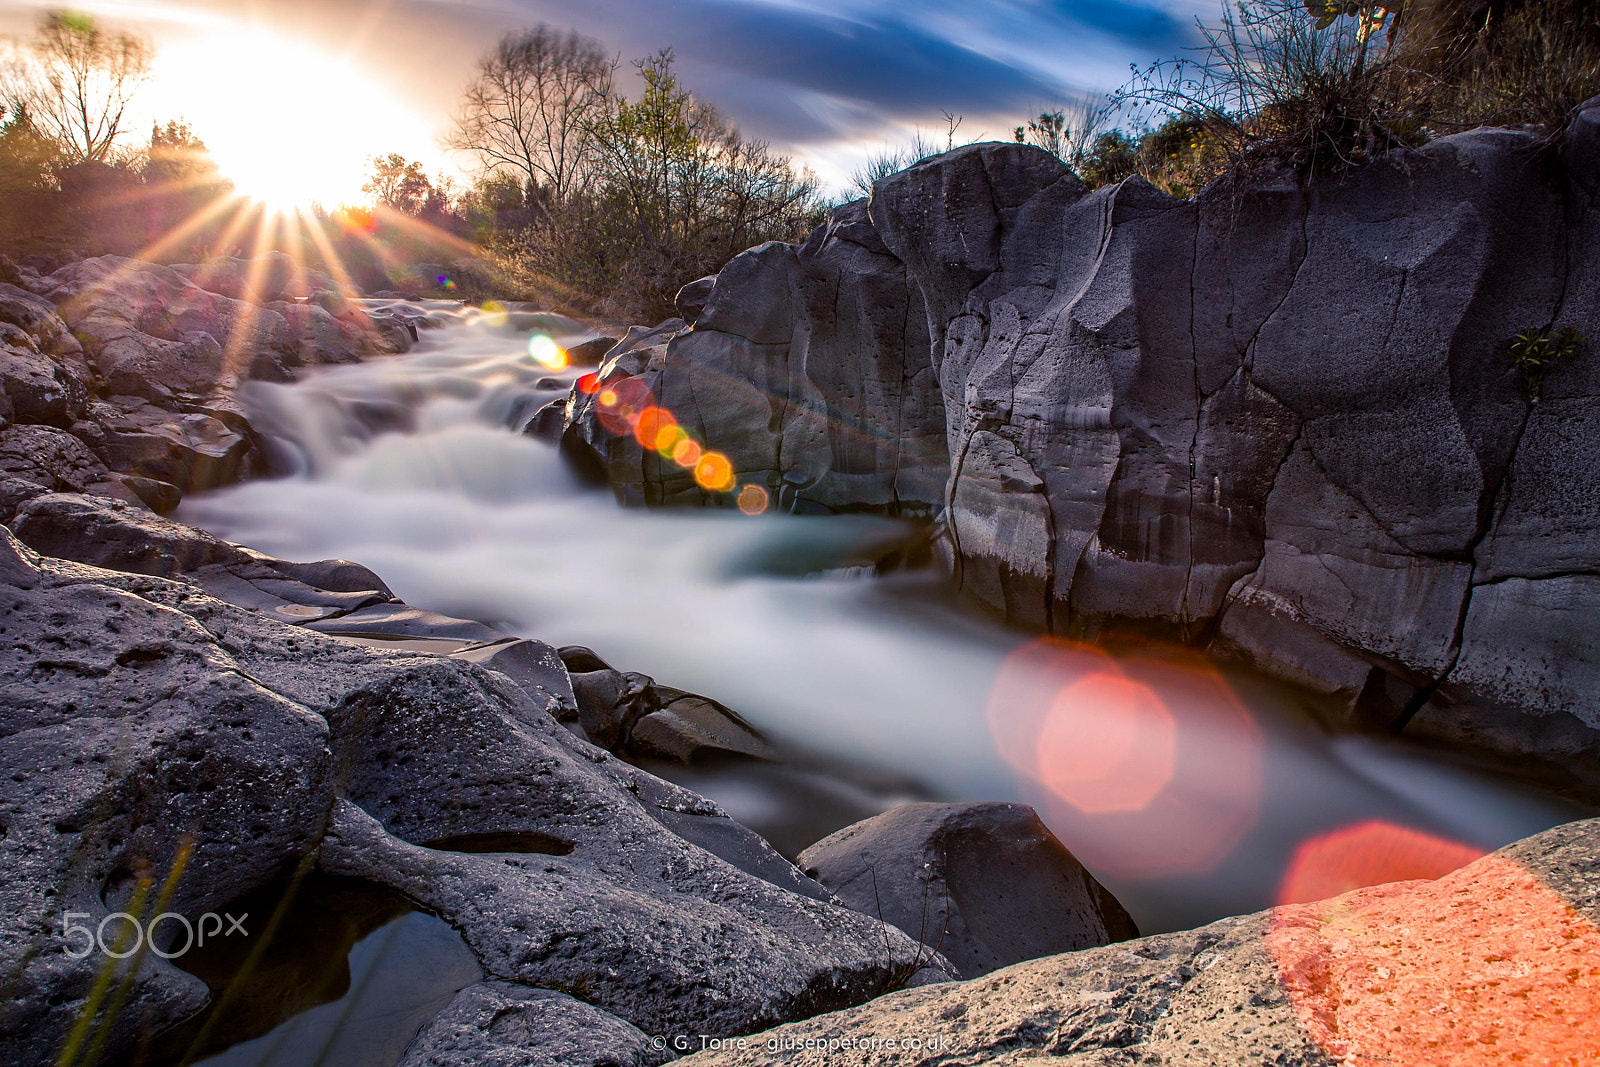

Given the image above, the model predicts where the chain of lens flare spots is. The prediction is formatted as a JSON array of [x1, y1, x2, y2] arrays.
[[572, 362, 770, 515]]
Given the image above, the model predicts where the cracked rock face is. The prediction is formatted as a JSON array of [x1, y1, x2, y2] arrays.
[[682, 816, 1600, 1067], [565, 107, 1600, 773], [0, 520, 951, 1065]]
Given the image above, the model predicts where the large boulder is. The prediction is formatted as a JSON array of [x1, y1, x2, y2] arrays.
[[797, 803, 1136, 979], [683, 816, 1600, 1066], [565, 201, 949, 514], [0, 518, 954, 1064]]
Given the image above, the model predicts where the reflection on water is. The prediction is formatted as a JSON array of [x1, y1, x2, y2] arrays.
[[143, 873, 479, 1067], [182, 311, 1590, 934]]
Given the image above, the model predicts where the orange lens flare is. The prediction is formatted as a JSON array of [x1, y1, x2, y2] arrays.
[[1267, 850, 1600, 1065], [633, 406, 678, 449], [1034, 673, 1175, 814], [736, 484, 770, 515], [672, 439, 702, 468], [1277, 821, 1486, 907], [693, 451, 735, 492], [577, 373, 602, 395]]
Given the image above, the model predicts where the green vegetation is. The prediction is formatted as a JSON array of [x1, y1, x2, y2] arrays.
[[1510, 326, 1585, 399], [1014, 0, 1600, 197]]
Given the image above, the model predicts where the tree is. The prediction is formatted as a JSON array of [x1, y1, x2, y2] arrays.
[[589, 51, 816, 261], [363, 152, 434, 214], [144, 119, 224, 188], [447, 26, 616, 206], [16, 11, 152, 164]]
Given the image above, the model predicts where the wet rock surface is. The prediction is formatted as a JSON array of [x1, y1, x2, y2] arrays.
[[563, 107, 1600, 774], [798, 802, 1139, 979]]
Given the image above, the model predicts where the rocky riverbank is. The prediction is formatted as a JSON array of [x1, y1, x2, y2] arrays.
[[555, 97, 1600, 789], [0, 251, 430, 512], [2, 492, 1165, 1064]]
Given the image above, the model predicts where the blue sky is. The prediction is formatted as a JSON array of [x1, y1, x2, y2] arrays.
[[1, 0, 1215, 196]]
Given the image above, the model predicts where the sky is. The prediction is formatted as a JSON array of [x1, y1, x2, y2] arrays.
[[0, 0, 1214, 204]]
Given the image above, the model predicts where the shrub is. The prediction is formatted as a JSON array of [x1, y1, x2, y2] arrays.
[[1510, 326, 1585, 399]]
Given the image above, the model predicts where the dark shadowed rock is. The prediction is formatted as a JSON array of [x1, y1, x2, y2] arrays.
[[675, 274, 717, 324], [798, 802, 1136, 979]]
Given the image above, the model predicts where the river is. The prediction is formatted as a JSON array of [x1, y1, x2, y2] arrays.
[[180, 306, 1588, 936]]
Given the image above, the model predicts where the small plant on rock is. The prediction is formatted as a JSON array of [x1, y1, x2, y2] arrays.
[[1510, 326, 1585, 400]]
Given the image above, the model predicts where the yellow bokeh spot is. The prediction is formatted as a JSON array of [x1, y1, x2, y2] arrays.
[[598, 389, 618, 408], [737, 484, 770, 515], [694, 451, 735, 492], [655, 424, 687, 456], [528, 334, 569, 370], [672, 438, 702, 468]]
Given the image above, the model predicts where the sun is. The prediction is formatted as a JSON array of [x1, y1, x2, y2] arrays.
[[147, 26, 434, 210]]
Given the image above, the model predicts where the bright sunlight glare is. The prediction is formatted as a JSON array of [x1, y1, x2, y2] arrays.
[[147, 26, 432, 210]]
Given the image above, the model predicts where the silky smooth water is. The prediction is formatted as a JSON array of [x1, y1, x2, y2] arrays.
[[181, 310, 1589, 933]]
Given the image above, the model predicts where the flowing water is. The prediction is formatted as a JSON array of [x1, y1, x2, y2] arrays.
[[182, 307, 1590, 937]]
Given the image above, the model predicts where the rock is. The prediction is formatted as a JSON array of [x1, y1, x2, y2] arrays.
[[313, 287, 350, 317], [797, 803, 1136, 979], [0, 476, 49, 522], [567, 335, 621, 366], [450, 638, 580, 721], [0, 526, 953, 1064], [565, 200, 948, 513], [570, 667, 660, 751], [174, 252, 298, 304], [525, 397, 567, 443], [83, 397, 254, 493], [629, 689, 775, 763], [685, 816, 1600, 1067], [0, 425, 110, 491], [675, 275, 717, 324], [10, 491, 249, 575], [302, 602, 509, 645], [397, 982, 666, 1067], [0, 342, 86, 427]]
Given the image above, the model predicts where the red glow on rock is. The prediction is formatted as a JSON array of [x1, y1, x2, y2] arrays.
[[577, 372, 602, 395], [1268, 853, 1600, 1065], [1277, 821, 1486, 906]]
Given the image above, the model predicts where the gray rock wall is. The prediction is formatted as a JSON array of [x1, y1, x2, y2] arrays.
[[567, 101, 1600, 771]]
